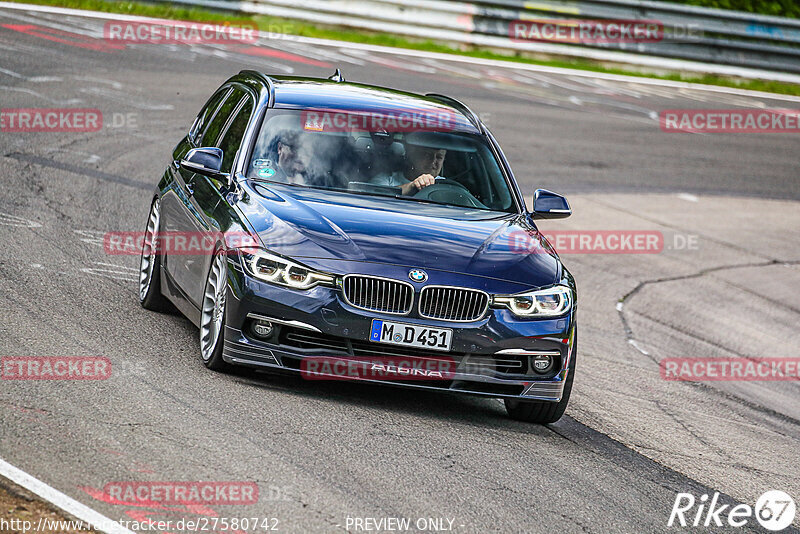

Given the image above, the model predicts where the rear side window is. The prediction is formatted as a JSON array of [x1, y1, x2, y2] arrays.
[[200, 87, 246, 147], [217, 97, 254, 174], [190, 88, 230, 145]]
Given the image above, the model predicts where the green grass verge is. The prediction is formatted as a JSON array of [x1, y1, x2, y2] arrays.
[[653, 0, 799, 19], [9, 0, 800, 96]]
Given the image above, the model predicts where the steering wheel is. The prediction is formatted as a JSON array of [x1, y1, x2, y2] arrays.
[[412, 178, 487, 209]]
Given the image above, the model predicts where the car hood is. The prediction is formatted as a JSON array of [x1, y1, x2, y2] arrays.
[[238, 182, 560, 290]]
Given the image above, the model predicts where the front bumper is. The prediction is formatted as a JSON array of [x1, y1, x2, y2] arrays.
[[222, 260, 576, 402]]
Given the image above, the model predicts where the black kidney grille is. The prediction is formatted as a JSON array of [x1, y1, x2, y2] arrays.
[[419, 286, 489, 321], [342, 275, 414, 315]]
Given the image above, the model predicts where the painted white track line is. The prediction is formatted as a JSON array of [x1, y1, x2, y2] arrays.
[[1, 0, 799, 103], [0, 457, 135, 534]]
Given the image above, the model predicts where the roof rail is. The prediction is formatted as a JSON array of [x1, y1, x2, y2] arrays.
[[328, 68, 345, 82], [239, 69, 275, 87], [425, 93, 484, 133], [239, 70, 276, 105]]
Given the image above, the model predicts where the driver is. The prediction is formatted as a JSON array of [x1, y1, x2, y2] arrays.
[[267, 130, 312, 184], [371, 144, 446, 196]]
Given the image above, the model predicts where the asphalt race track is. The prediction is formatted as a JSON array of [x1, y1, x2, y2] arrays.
[[0, 4, 799, 533]]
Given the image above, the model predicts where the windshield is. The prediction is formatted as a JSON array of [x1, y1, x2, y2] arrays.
[[246, 109, 516, 212]]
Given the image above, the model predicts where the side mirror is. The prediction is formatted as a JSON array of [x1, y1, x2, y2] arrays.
[[180, 147, 226, 178], [531, 189, 571, 219]]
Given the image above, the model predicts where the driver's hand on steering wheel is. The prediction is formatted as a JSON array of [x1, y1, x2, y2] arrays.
[[400, 174, 436, 196]]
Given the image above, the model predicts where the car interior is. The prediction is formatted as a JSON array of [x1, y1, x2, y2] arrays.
[[246, 111, 515, 212]]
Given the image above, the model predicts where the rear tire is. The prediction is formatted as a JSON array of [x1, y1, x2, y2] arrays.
[[139, 198, 171, 312], [504, 335, 576, 424]]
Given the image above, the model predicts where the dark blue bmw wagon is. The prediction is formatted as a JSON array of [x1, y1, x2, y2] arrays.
[[139, 69, 577, 423]]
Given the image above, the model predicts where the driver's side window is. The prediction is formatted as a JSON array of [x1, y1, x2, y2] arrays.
[[201, 87, 246, 149], [217, 96, 254, 174], [189, 88, 230, 145]]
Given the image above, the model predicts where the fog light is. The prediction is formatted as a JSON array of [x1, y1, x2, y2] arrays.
[[252, 320, 274, 339], [531, 354, 553, 374]]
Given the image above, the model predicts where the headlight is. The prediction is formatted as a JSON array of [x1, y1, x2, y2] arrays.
[[493, 286, 571, 317], [238, 249, 335, 290]]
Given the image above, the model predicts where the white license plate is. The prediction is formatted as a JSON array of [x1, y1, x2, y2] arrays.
[[369, 320, 453, 352]]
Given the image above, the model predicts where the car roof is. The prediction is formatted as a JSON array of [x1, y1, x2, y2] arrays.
[[240, 73, 482, 134]]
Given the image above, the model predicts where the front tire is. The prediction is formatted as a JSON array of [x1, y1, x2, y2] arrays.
[[139, 198, 171, 312], [505, 335, 576, 424], [199, 250, 231, 372]]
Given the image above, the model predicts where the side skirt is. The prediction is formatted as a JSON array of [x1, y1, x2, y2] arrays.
[[161, 268, 201, 327]]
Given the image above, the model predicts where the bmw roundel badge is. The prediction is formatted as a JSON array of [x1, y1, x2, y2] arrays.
[[408, 269, 428, 283]]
